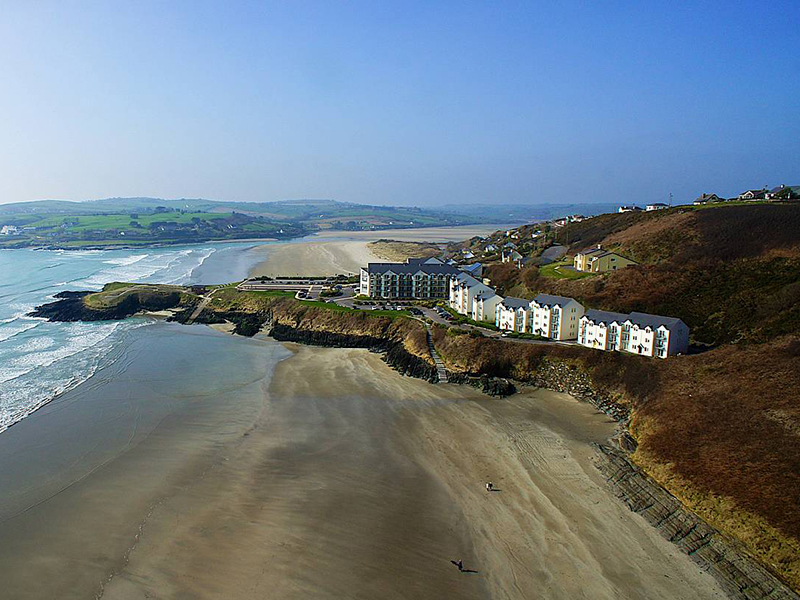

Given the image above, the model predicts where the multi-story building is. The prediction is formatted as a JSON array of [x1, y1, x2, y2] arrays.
[[359, 258, 458, 299], [573, 246, 637, 273], [577, 309, 630, 351], [449, 272, 493, 315], [495, 297, 531, 333], [529, 294, 584, 340], [578, 310, 689, 358], [471, 291, 503, 323]]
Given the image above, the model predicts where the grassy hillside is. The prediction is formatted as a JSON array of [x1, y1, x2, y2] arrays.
[[487, 203, 800, 345], [0, 197, 494, 245]]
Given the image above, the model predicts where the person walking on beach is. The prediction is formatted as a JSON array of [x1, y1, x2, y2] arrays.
[[452, 559, 464, 571], [485, 482, 493, 492]]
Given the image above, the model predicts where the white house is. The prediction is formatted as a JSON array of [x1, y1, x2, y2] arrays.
[[529, 294, 585, 340], [449, 272, 493, 315], [484, 244, 498, 253], [501, 249, 523, 264], [618, 205, 642, 213], [578, 310, 689, 358], [1, 225, 19, 235], [619, 312, 690, 358], [496, 297, 531, 333], [471, 291, 503, 323], [646, 203, 668, 211], [578, 309, 630, 351]]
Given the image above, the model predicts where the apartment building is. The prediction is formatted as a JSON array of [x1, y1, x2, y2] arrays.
[[529, 294, 584, 340], [359, 258, 458, 299]]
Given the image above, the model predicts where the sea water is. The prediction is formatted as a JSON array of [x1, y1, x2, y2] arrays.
[[0, 242, 266, 433]]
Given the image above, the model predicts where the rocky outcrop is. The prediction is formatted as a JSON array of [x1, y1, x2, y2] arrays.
[[29, 290, 183, 322], [446, 372, 516, 397], [269, 323, 438, 383], [594, 444, 799, 600], [530, 359, 629, 421]]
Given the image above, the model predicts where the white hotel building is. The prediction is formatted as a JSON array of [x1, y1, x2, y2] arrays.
[[528, 294, 585, 341], [495, 297, 531, 333], [449, 272, 493, 315], [471, 291, 504, 323], [578, 310, 690, 358], [495, 294, 584, 341]]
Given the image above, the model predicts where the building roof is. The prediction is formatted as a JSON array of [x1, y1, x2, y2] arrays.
[[591, 251, 637, 262], [462, 262, 482, 274], [647, 203, 668, 207], [577, 246, 605, 257], [500, 297, 530, 309], [454, 272, 483, 286], [475, 291, 501, 301], [695, 193, 720, 202], [583, 309, 630, 325], [366, 262, 458, 275], [627, 311, 686, 331], [406, 257, 444, 265], [532, 293, 578, 308]]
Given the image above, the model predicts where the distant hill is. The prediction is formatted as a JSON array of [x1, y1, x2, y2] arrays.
[[0, 197, 500, 248], [440, 202, 619, 222]]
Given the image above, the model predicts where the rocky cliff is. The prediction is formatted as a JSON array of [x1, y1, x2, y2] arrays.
[[594, 445, 799, 600]]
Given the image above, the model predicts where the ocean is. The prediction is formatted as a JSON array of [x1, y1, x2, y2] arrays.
[[0, 242, 266, 433]]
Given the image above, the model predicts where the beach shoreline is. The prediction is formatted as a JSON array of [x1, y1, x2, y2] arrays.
[[0, 331, 725, 599], [246, 224, 513, 278]]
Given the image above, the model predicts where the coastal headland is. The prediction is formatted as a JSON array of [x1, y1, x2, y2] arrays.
[[21, 205, 800, 597], [28, 276, 800, 598]]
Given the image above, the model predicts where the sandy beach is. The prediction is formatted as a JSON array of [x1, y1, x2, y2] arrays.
[[100, 345, 724, 600], [247, 224, 514, 277], [0, 325, 726, 599], [248, 239, 380, 277]]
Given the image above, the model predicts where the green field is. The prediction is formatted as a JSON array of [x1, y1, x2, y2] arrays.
[[539, 260, 595, 279]]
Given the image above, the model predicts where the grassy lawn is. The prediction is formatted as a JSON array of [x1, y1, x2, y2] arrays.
[[248, 290, 297, 298], [539, 260, 595, 280], [439, 304, 498, 330]]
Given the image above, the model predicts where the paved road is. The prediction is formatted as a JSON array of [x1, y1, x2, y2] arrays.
[[540, 244, 567, 264], [326, 293, 576, 349]]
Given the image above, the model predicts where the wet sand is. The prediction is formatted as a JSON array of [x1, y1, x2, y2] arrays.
[[0, 333, 725, 599]]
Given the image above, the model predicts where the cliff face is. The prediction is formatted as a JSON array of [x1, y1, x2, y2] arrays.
[[29, 290, 185, 321]]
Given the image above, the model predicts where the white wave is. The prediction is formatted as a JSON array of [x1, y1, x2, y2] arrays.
[[0, 319, 149, 433], [74, 250, 190, 289], [0, 321, 40, 343], [0, 322, 122, 384], [163, 248, 216, 284], [104, 254, 148, 266]]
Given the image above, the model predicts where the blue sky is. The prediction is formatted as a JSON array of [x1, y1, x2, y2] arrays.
[[0, 1, 797, 206]]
